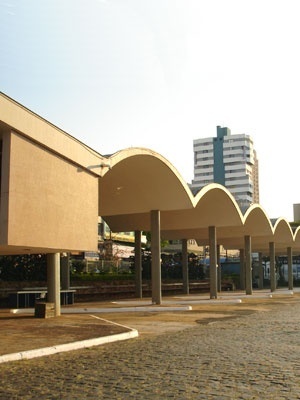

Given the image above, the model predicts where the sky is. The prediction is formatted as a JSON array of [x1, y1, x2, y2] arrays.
[[1, 0, 299, 221]]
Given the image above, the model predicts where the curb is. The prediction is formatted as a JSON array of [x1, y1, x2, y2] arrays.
[[0, 318, 139, 364], [11, 305, 193, 314], [0, 330, 138, 364], [113, 299, 243, 306]]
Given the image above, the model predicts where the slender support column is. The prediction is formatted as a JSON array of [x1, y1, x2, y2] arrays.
[[217, 244, 221, 292], [61, 253, 70, 290], [209, 226, 217, 299], [269, 242, 276, 292], [134, 230, 143, 298], [287, 246, 293, 291], [182, 239, 189, 295], [151, 210, 161, 304], [245, 235, 252, 295], [47, 253, 61, 316], [252, 257, 256, 286], [258, 252, 264, 289], [239, 249, 245, 290]]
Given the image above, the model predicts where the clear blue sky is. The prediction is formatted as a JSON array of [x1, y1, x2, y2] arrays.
[[1, 0, 299, 221]]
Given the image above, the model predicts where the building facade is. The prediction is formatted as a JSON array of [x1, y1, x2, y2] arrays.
[[294, 204, 300, 222], [191, 126, 259, 211]]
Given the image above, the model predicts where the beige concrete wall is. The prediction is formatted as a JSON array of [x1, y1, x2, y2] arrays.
[[1, 131, 98, 253], [0, 93, 108, 176], [0, 130, 11, 245]]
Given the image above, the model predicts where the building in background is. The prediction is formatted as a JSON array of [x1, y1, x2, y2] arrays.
[[293, 204, 300, 222], [191, 126, 259, 212]]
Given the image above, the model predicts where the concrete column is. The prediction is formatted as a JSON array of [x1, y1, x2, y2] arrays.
[[258, 252, 264, 289], [217, 244, 221, 292], [287, 246, 293, 291], [151, 210, 161, 305], [134, 230, 143, 298], [239, 249, 245, 290], [47, 253, 61, 317], [60, 253, 70, 290], [182, 239, 189, 295], [209, 226, 218, 299], [269, 242, 276, 292], [252, 257, 256, 286], [245, 235, 252, 295]]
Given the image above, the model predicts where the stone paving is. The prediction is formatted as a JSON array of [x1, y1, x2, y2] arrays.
[[1, 296, 300, 399]]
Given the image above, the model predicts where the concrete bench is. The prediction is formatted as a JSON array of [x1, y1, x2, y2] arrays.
[[9, 289, 76, 308]]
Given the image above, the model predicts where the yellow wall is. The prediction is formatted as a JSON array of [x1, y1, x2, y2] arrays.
[[0, 131, 98, 253]]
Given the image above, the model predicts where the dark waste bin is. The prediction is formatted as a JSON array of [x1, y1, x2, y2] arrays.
[[34, 302, 55, 318]]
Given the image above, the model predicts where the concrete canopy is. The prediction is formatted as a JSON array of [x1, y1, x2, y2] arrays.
[[1, 92, 297, 257], [160, 184, 244, 242], [222, 210, 296, 255], [273, 218, 294, 248], [100, 154, 245, 236], [99, 148, 194, 231], [292, 227, 300, 253], [100, 151, 298, 255], [220, 205, 274, 251], [244, 217, 295, 255]]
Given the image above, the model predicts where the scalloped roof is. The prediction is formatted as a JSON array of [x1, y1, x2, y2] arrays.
[[100, 149, 299, 254], [1, 92, 299, 255]]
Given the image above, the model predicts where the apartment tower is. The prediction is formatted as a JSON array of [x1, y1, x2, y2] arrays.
[[191, 126, 259, 211]]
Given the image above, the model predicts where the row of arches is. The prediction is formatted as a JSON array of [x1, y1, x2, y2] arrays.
[[1, 92, 298, 311], [98, 149, 299, 303]]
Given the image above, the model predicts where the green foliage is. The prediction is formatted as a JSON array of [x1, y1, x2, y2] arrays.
[[70, 259, 85, 274], [222, 273, 239, 287], [0, 254, 47, 281], [144, 231, 169, 249]]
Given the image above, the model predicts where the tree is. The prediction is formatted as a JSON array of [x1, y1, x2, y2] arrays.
[[0, 254, 47, 281]]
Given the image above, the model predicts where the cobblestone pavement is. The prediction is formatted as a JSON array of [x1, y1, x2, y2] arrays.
[[1, 299, 300, 399]]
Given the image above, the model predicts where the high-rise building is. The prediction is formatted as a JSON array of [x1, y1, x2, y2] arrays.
[[293, 204, 300, 222], [191, 126, 259, 211]]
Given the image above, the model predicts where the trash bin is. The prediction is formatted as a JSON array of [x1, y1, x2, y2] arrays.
[[34, 302, 55, 318]]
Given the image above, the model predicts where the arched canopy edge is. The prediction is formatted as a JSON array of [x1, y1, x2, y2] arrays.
[[106, 147, 194, 198], [243, 204, 274, 236], [99, 148, 195, 216], [272, 218, 294, 245], [194, 183, 243, 215]]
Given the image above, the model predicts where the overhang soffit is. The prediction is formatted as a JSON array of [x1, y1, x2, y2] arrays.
[[191, 183, 243, 227], [161, 225, 245, 242], [221, 235, 298, 253], [102, 213, 150, 233], [293, 227, 300, 249], [220, 237, 272, 252], [272, 218, 294, 245], [99, 149, 194, 216], [243, 204, 273, 236]]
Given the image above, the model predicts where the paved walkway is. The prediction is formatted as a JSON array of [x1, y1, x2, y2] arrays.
[[1, 290, 300, 398], [0, 289, 285, 359]]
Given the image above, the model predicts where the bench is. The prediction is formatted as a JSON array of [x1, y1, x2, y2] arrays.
[[9, 289, 76, 308]]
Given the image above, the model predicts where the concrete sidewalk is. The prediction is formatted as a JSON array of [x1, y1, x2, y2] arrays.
[[0, 289, 298, 364], [0, 297, 196, 363]]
